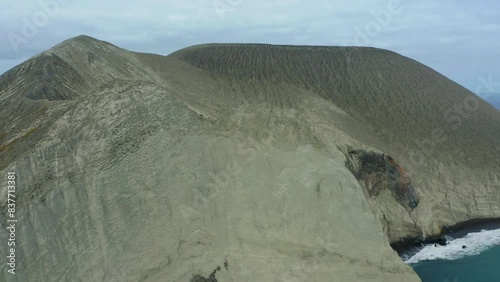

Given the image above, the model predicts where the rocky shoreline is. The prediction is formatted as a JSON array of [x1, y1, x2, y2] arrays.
[[391, 218, 500, 258]]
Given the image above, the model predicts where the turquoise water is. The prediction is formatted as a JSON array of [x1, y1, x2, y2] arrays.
[[405, 228, 500, 282], [412, 245, 500, 282]]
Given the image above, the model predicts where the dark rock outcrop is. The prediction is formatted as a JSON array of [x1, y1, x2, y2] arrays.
[[345, 148, 419, 211], [191, 266, 220, 282]]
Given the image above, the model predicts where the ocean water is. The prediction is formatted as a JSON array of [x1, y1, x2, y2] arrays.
[[404, 229, 500, 282]]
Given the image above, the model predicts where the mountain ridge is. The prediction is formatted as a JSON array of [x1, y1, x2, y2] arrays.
[[1, 35, 499, 282]]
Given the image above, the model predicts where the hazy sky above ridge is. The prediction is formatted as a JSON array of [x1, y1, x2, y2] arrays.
[[0, 0, 499, 103]]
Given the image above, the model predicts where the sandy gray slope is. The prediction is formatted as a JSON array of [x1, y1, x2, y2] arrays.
[[1, 35, 498, 281], [0, 80, 418, 281], [161, 43, 500, 242]]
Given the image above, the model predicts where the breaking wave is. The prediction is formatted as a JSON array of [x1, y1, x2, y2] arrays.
[[404, 228, 500, 264]]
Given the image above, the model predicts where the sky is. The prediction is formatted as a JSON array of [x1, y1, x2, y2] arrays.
[[0, 0, 499, 106]]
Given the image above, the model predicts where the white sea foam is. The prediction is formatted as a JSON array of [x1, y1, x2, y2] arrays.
[[405, 228, 500, 264]]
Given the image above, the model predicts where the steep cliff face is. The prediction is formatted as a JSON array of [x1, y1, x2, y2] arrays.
[[342, 148, 423, 240], [0, 36, 499, 281]]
